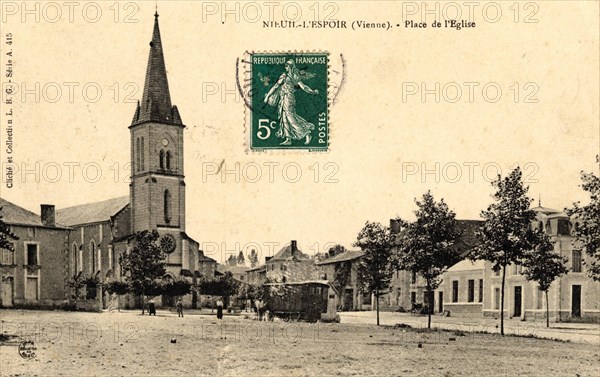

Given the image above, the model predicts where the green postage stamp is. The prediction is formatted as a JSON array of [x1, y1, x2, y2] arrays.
[[243, 53, 329, 151]]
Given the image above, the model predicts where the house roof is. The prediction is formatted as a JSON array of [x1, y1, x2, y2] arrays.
[[447, 259, 485, 272], [269, 243, 310, 261], [314, 250, 365, 265], [198, 251, 216, 263], [246, 265, 266, 273], [532, 206, 561, 215], [0, 198, 69, 229], [56, 196, 129, 226]]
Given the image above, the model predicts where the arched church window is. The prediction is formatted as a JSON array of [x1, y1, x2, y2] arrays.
[[159, 150, 165, 170], [90, 240, 96, 274], [72, 243, 78, 276], [166, 151, 172, 170], [136, 138, 140, 172], [141, 137, 145, 170], [164, 190, 171, 224]]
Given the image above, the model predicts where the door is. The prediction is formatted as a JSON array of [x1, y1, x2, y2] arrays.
[[514, 286, 522, 317], [438, 291, 443, 313], [571, 285, 581, 317], [1, 277, 14, 307]]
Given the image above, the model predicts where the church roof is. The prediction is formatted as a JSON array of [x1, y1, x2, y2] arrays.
[[131, 12, 182, 126], [56, 196, 129, 226]]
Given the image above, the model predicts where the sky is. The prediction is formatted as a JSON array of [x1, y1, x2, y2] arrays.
[[1, 1, 598, 263]]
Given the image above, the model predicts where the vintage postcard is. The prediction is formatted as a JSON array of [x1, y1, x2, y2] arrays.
[[0, 1, 599, 376]]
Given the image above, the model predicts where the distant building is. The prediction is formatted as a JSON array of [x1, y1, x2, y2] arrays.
[[216, 264, 250, 283], [0, 200, 71, 308], [265, 240, 320, 282]]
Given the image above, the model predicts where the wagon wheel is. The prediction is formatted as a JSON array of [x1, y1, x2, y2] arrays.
[[294, 312, 302, 322], [283, 313, 291, 322]]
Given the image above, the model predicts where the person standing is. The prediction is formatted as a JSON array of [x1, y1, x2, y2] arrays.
[[216, 298, 224, 320], [176, 298, 183, 318], [256, 299, 264, 321]]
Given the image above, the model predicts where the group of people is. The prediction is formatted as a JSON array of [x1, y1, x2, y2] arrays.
[[148, 297, 267, 321]]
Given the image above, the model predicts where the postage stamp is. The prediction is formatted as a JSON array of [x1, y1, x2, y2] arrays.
[[242, 53, 330, 151]]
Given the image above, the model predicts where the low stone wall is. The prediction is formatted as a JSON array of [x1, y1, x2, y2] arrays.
[[443, 303, 483, 317], [69, 299, 102, 313]]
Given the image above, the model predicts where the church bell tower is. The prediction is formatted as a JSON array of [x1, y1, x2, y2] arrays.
[[129, 12, 186, 264]]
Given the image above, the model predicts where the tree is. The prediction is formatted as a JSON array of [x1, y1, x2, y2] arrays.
[[0, 207, 18, 251], [120, 230, 167, 314], [566, 155, 600, 281], [248, 249, 259, 267], [237, 251, 246, 266], [522, 231, 568, 327], [163, 277, 192, 299], [395, 191, 461, 329], [198, 272, 240, 307], [469, 167, 539, 335], [354, 221, 395, 326], [227, 254, 237, 266]]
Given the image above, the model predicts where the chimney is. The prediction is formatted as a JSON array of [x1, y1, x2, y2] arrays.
[[291, 240, 298, 257], [41, 204, 56, 227], [390, 219, 401, 234]]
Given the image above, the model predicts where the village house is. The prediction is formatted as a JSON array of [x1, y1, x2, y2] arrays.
[[0, 200, 71, 309], [436, 204, 600, 322], [246, 264, 267, 285], [386, 219, 482, 313], [265, 241, 320, 282], [480, 205, 599, 322], [314, 250, 369, 311]]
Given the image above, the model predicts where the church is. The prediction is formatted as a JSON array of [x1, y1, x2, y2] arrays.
[[0, 12, 215, 309]]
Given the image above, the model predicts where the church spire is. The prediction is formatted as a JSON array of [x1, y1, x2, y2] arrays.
[[131, 12, 182, 126]]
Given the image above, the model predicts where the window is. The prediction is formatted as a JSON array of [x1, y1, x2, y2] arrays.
[[71, 243, 78, 276], [159, 150, 165, 169], [136, 138, 140, 172], [410, 292, 416, 305], [90, 240, 96, 273], [494, 269, 500, 277], [26, 244, 38, 266], [536, 286, 544, 310], [452, 281, 459, 302], [2, 246, 14, 265], [538, 221, 544, 232], [494, 288, 500, 310], [140, 137, 145, 170], [411, 270, 417, 284], [166, 151, 172, 170], [467, 279, 475, 302], [572, 250, 582, 273], [164, 190, 171, 223], [478, 279, 483, 303]]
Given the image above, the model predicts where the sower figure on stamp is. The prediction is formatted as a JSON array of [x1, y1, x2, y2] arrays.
[[264, 60, 319, 145]]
